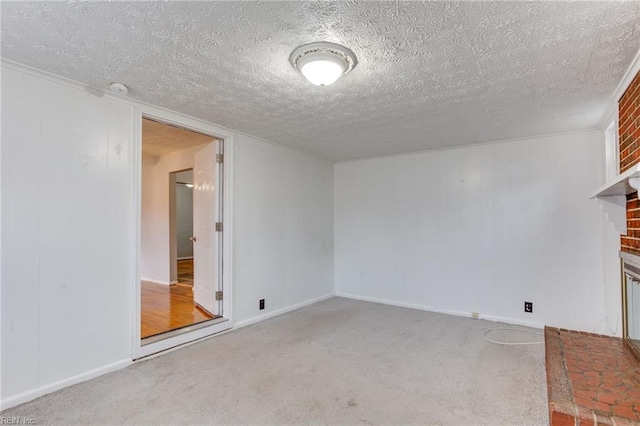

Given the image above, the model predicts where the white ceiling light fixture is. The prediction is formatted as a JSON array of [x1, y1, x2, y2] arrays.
[[289, 42, 357, 87]]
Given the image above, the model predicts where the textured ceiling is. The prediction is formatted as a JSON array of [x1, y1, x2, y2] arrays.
[[2, 1, 640, 161], [142, 118, 214, 160]]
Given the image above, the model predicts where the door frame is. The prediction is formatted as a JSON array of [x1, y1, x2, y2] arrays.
[[131, 104, 234, 359]]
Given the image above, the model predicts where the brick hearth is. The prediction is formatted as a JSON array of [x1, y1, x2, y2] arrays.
[[545, 327, 640, 425]]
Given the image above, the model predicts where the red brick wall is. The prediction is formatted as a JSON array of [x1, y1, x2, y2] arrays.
[[620, 70, 640, 254]]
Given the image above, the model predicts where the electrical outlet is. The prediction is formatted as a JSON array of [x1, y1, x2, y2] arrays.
[[471, 312, 479, 319], [259, 299, 265, 310], [524, 301, 533, 313]]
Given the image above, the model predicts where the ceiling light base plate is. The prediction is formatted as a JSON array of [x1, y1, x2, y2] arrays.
[[290, 42, 357, 86]]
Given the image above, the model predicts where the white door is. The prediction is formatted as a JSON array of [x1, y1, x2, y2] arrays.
[[193, 142, 219, 316]]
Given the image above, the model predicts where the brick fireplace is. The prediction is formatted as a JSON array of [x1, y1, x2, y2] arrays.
[[620, 70, 640, 254], [619, 69, 640, 364], [545, 69, 640, 426]]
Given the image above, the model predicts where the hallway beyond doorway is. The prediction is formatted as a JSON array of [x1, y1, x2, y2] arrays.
[[177, 259, 194, 286], [141, 259, 215, 339]]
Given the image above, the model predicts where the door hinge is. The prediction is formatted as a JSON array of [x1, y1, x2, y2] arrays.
[[215, 222, 223, 232], [215, 291, 223, 301], [216, 154, 223, 164]]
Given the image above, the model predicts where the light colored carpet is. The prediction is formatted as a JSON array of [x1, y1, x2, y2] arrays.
[[1, 297, 549, 425]]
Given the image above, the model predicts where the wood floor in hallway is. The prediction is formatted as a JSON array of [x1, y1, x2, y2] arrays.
[[177, 258, 194, 286], [141, 259, 215, 339]]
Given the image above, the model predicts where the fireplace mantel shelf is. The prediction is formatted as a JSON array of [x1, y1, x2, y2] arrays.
[[590, 165, 640, 234], [591, 164, 640, 198]]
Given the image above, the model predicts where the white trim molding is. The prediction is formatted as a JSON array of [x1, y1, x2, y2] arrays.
[[234, 293, 335, 329], [335, 293, 545, 330], [140, 277, 173, 286], [131, 104, 236, 360], [598, 46, 640, 130], [0, 59, 326, 164], [0, 359, 132, 411]]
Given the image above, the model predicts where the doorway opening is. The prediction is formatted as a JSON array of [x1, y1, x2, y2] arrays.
[[140, 117, 224, 342], [175, 169, 195, 286]]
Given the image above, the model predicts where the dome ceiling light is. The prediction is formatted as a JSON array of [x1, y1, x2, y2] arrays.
[[289, 42, 357, 87]]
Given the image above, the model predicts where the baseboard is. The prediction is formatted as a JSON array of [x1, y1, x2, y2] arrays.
[[234, 292, 335, 329], [0, 358, 132, 411], [473, 312, 544, 329], [335, 293, 545, 329], [334, 293, 436, 313], [140, 277, 172, 285], [177, 257, 193, 261]]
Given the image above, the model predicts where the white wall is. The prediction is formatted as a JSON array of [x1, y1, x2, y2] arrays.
[[176, 170, 194, 259], [334, 131, 619, 333], [176, 184, 194, 259], [1, 60, 618, 410], [141, 145, 205, 284], [232, 135, 334, 324], [1, 64, 335, 408], [1, 67, 135, 405]]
